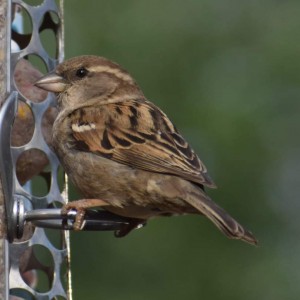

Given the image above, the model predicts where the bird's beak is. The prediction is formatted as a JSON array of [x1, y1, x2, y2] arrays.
[[34, 71, 68, 93]]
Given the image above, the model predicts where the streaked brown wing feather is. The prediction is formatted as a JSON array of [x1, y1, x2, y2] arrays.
[[70, 99, 216, 188]]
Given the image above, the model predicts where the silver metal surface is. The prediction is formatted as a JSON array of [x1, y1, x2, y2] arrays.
[[1, 0, 69, 298], [0, 92, 18, 241]]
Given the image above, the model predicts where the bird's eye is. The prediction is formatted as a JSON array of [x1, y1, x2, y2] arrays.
[[76, 67, 88, 78]]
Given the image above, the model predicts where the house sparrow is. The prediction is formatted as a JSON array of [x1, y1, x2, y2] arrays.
[[35, 55, 257, 245]]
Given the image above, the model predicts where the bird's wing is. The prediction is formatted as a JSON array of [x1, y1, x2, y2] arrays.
[[69, 99, 216, 188]]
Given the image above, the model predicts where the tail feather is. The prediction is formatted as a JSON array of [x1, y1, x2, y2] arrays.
[[187, 191, 257, 245]]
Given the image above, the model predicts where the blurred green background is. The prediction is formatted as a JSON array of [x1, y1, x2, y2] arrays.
[[62, 1, 300, 299]]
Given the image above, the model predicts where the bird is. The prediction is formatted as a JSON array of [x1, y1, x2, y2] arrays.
[[35, 55, 257, 245]]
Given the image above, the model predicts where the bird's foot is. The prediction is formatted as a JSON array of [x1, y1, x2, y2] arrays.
[[61, 199, 109, 231]]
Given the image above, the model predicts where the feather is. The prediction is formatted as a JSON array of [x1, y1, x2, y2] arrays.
[[69, 99, 216, 188], [186, 190, 257, 245]]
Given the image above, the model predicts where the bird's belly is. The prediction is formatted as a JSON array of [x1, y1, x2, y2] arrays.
[[61, 150, 195, 218]]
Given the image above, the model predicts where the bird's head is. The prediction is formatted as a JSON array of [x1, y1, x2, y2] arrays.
[[35, 55, 143, 110]]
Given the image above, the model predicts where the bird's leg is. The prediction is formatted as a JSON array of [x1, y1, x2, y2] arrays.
[[61, 199, 110, 230]]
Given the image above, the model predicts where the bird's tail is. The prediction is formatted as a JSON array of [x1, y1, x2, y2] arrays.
[[186, 190, 257, 245]]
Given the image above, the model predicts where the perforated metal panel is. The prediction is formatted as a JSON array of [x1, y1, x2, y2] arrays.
[[0, 0, 71, 298]]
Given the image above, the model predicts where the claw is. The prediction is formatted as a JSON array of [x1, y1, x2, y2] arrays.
[[61, 205, 86, 231], [61, 198, 110, 231]]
